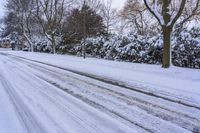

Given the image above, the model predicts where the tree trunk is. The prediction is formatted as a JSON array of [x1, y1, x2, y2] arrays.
[[162, 27, 172, 68], [83, 0, 86, 59], [31, 44, 34, 52], [51, 35, 56, 54], [52, 41, 56, 54], [23, 32, 34, 52]]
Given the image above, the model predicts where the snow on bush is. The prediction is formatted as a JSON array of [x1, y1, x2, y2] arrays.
[[35, 27, 200, 69], [172, 27, 200, 68]]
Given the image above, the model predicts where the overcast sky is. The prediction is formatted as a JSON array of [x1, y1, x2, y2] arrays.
[[111, 0, 126, 9], [0, 0, 126, 19], [0, 0, 6, 19]]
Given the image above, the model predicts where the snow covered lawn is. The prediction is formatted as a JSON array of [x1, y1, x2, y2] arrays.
[[2, 50, 200, 107]]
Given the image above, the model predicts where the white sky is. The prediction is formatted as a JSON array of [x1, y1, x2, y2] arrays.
[[0, 0, 6, 19], [112, 0, 126, 10]]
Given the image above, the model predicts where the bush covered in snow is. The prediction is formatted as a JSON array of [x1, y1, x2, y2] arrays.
[[172, 28, 200, 69], [34, 27, 200, 69], [57, 33, 163, 64]]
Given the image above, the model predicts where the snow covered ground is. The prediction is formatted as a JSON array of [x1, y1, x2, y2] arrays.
[[0, 50, 200, 133], [2, 51, 200, 106]]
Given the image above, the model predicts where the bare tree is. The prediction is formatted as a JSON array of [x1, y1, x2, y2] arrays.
[[35, 0, 72, 54], [121, 0, 146, 35], [120, 0, 161, 36], [143, 0, 200, 68], [177, 0, 200, 29], [101, 0, 118, 34], [6, 0, 36, 52], [21, 0, 36, 52]]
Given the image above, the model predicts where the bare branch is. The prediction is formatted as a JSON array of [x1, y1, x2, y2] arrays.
[[170, 0, 186, 27], [179, 0, 200, 27], [143, 0, 164, 26]]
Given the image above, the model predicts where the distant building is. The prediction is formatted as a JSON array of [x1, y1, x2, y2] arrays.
[[0, 38, 12, 48], [0, 32, 24, 50]]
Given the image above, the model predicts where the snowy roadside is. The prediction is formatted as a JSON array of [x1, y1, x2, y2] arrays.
[[0, 48, 12, 51], [1, 50, 200, 107]]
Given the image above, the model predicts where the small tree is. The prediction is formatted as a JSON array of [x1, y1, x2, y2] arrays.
[[63, 4, 106, 43], [144, 0, 200, 68]]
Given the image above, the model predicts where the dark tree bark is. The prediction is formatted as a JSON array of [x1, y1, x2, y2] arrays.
[[83, 0, 86, 59], [161, 0, 171, 68], [144, 0, 188, 68], [162, 26, 172, 68]]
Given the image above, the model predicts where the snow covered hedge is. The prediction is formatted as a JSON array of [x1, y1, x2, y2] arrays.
[[172, 28, 200, 68], [36, 27, 200, 69], [72, 34, 163, 64]]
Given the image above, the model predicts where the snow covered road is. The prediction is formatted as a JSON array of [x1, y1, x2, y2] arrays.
[[0, 52, 200, 133], [0, 55, 136, 133]]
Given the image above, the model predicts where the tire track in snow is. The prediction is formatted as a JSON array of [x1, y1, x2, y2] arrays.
[[3, 53, 200, 133], [2, 53, 200, 111], [1, 57, 106, 133], [34, 67, 199, 133], [1, 55, 138, 133], [0, 70, 47, 133]]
